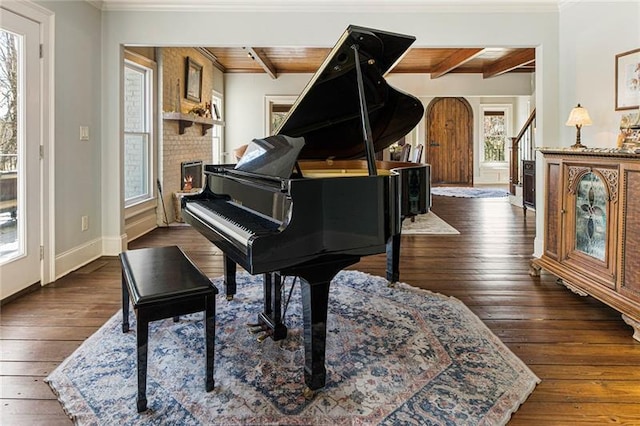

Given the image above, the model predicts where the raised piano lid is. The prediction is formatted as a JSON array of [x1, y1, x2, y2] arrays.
[[276, 25, 424, 161]]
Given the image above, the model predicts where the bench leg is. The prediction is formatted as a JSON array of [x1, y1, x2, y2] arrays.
[[122, 272, 130, 333], [205, 293, 215, 392], [136, 317, 149, 412]]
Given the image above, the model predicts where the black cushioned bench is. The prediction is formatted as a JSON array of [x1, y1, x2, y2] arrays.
[[120, 245, 218, 412]]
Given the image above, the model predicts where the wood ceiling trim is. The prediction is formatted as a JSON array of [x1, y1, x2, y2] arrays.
[[482, 48, 535, 78], [198, 47, 227, 72], [244, 47, 278, 79], [430, 48, 484, 79]]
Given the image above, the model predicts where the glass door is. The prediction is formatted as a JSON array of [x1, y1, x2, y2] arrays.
[[0, 8, 41, 299]]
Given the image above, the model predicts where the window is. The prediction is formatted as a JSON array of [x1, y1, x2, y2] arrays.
[[264, 95, 296, 135], [480, 105, 511, 166], [211, 91, 223, 164], [123, 60, 153, 205]]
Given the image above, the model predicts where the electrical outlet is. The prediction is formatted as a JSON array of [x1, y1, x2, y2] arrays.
[[81, 215, 89, 231]]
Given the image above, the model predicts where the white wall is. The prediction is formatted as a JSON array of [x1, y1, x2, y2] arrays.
[[224, 73, 312, 151], [34, 0, 104, 277], [559, 1, 640, 148]]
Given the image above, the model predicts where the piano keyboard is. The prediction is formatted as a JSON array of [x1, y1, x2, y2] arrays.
[[185, 199, 282, 246]]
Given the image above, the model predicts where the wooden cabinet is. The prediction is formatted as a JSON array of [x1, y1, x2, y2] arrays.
[[533, 149, 640, 341]]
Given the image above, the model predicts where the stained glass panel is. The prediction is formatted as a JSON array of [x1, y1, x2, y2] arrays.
[[575, 172, 607, 261]]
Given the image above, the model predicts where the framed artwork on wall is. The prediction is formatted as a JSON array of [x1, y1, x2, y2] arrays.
[[615, 48, 640, 111], [185, 57, 203, 103]]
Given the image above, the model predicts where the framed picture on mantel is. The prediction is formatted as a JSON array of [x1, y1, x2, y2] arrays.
[[185, 57, 203, 103], [615, 48, 640, 110]]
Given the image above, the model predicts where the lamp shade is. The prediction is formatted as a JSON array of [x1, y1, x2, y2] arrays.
[[566, 104, 593, 127]]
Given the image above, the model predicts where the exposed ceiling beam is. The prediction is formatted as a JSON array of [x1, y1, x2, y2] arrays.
[[244, 47, 278, 79], [482, 48, 535, 78], [430, 48, 484, 79]]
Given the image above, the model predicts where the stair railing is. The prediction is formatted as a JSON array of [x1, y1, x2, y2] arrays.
[[509, 108, 536, 195]]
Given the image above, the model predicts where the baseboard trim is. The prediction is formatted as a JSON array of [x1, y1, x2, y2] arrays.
[[55, 237, 103, 280], [125, 212, 158, 243], [102, 234, 127, 256], [1, 281, 41, 305]]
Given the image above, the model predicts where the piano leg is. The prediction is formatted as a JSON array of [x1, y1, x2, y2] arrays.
[[257, 272, 288, 341], [289, 256, 360, 392], [223, 255, 237, 301], [299, 276, 330, 391], [386, 233, 401, 285]]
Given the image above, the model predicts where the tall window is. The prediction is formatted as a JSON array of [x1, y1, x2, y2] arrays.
[[211, 91, 223, 164], [0, 28, 19, 261], [480, 105, 511, 166], [124, 60, 152, 205]]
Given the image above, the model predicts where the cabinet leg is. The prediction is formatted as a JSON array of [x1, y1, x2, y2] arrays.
[[621, 315, 640, 342], [529, 261, 541, 277]]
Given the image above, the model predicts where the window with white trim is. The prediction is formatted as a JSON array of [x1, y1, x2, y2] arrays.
[[480, 105, 511, 167], [123, 60, 153, 206], [211, 91, 223, 164]]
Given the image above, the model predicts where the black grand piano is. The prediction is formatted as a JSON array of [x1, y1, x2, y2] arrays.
[[182, 25, 429, 394]]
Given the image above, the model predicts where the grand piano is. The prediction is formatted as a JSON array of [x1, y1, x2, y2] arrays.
[[182, 25, 429, 394]]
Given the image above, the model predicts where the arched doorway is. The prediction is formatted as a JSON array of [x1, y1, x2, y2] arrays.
[[425, 97, 473, 185]]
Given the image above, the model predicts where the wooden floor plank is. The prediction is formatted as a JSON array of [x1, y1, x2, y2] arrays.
[[509, 402, 640, 425], [0, 326, 100, 341], [1, 340, 83, 363], [2, 376, 60, 399]]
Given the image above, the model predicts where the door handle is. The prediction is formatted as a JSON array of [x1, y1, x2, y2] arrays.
[[429, 141, 440, 147]]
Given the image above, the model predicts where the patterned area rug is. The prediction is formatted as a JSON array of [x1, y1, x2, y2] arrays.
[[46, 271, 539, 425], [402, 212, 459, 235], [431, 187, 509, 198]]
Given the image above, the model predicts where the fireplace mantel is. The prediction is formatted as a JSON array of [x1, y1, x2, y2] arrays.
[[163, 112, 224, 136]]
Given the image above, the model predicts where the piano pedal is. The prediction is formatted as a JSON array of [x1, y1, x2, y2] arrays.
[[248, 323, 268, 334], [387, 281, 396, 288], [226, 295, 234, 301], [256, 331, 272, 343], [302, 387, 316, 400]]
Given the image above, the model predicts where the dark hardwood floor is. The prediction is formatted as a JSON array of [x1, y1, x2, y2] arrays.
[[2, 195, 640, 424]]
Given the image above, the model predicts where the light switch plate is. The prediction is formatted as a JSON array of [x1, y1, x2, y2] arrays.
[[80, 126, 89, 141]]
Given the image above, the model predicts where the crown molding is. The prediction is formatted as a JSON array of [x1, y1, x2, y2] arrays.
[[85, 0, 104, 10], [98, 0, 562, 13]]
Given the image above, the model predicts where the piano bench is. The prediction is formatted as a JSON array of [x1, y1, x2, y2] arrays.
[[119, 245, 218, 413]]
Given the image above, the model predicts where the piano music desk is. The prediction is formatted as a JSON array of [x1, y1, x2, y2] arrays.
[[120, 246, 218, 412]]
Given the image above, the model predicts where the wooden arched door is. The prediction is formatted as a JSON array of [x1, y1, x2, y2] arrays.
[[425, 97, 473, 185]]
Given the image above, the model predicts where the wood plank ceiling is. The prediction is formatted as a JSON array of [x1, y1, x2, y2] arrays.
[[202, 46, 535, 79]]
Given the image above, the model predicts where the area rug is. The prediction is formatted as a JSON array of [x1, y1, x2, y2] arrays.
[[431, 187, 509, 198], [402, 212, 459, 235], [46, 270, 539, 425]]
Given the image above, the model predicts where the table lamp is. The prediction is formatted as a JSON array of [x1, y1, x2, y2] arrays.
[[566, 103, 592, 149]]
